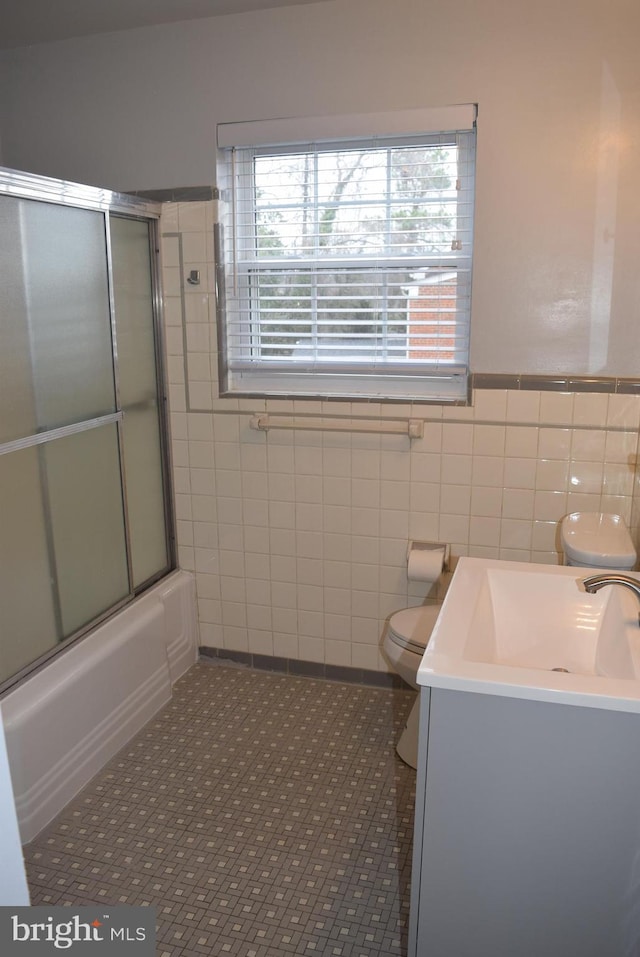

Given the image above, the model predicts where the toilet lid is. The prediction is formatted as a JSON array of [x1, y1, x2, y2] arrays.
[[388, 605, 440, 655], [561, 512, 637, 568]]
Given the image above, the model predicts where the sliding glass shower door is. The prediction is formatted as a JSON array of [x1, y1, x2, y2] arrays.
[[0, 172, 173, 690], [110, 216, 170, 588]]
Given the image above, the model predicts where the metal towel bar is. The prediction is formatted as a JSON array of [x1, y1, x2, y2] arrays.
[[249, 414, 424, 439]]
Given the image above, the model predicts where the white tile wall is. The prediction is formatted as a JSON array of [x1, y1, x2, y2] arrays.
[[161, 202, 640, 672]]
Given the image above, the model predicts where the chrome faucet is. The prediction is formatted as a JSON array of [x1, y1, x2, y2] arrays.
[[583, 573, 640, 604]]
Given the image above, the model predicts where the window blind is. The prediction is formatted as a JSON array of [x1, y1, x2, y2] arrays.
[[215, 108, 476, 402]]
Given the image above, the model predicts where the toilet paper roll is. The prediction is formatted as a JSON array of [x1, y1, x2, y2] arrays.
[[407, 546, 445, 583]]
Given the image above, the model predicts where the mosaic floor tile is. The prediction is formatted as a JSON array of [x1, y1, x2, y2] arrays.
[[24, 662, 416, 956]]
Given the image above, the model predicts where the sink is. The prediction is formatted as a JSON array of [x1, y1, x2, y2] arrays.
[[418, 557, 640, 711]]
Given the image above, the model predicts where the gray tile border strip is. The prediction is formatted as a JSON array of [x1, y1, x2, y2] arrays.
[[472, 373, 521, 390], [615, 379, 640, 395], [471, 372, 640, 394], [566, 376, 617, 393], [198, 647, 403, 688], [518, 375, 570, 392]]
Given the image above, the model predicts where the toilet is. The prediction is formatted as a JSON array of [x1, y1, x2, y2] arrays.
[[383, 603, 441, 770], [560, 511, 637, 570]]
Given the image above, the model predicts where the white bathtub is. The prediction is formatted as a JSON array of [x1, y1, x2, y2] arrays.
[[1, 570, 198, 844]]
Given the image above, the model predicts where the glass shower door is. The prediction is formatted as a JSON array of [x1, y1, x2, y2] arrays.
[[110, 216, 170, 589], [0, 182, 172, 689]]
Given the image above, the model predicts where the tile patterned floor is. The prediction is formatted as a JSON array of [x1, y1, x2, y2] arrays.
[[24, 662, 417, 956]]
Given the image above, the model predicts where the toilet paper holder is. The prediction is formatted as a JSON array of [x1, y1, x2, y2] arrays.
[[406, 540, 450, 573]]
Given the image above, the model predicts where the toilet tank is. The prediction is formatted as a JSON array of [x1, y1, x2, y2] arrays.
[[560, 512, 637, 569]]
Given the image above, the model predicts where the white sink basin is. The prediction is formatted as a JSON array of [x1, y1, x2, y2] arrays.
[[418, 557, 640, 711]]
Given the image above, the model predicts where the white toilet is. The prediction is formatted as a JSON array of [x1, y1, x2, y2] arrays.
[[560, 511, 637, 570], [383, 603, 441, 770]]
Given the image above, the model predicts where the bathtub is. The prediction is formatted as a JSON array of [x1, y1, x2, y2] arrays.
[[1, 570, 198, 844]]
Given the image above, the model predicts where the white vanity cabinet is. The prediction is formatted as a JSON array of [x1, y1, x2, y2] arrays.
[[408, 686, 640, 957]]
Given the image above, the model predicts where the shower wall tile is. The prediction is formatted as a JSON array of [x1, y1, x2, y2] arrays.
[[539, 391, 574, 425], [536, 459, 569, 491], [500, 518, 532, 550], [473, 389, 508, 420], [506, 389, 541, 423], [502, 488, 535, 520], [538, 427, 572, 459], [503, 457, 537, 489], [607, 394, 640, 430], [161, 203, 640, 673], [573, 392, 609, 428], [177, 201, 208, 232], [473, 424, 506, 456], [471, 486, 503, 517], [471, 456, 505, 488]]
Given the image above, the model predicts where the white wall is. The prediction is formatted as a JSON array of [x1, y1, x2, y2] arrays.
[[0, 0, 639, 375]]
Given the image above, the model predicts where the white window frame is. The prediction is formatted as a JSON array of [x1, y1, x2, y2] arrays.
[[215, 106, 476, 403]]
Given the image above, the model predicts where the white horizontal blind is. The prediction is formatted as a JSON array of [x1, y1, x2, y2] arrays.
[[217, 113, 476, 401]]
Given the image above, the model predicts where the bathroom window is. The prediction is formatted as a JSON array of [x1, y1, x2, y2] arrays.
[[216, 106, 476, 402]]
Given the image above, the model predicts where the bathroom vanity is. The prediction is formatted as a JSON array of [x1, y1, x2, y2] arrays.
[[408, 558, 640, 957]]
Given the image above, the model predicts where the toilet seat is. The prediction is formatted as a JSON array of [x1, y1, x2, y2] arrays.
[[387, 604, 440, 656]]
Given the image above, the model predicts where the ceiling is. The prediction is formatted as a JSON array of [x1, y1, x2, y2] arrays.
[[0, 0, 326, 50]]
